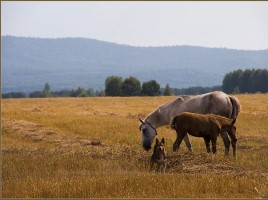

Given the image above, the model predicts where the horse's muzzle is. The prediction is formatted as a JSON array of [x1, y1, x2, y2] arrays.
[[143, 145, 151, 151]]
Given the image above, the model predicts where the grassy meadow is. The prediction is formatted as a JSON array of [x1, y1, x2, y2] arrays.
[[2, 94, 268, 198]]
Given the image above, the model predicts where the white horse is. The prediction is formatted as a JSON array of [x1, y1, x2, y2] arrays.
[[139, 91, 241, 156]]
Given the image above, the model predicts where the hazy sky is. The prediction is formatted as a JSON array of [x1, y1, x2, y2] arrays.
[[2, 1, 268, 50]]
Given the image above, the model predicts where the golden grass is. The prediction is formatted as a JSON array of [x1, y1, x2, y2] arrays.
[[2, 94, 268, 198]]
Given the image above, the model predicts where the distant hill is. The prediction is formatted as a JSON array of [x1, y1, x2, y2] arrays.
[[2, 36, 268, 93]]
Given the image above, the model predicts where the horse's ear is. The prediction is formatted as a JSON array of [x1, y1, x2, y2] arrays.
[[139, 118, 145, 124], [232, 118, 237, 125], [156, 138, 159, 144], [161, 137, 165, 144]]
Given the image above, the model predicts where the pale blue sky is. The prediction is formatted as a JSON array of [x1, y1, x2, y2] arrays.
[[2, 1, 268, 50]]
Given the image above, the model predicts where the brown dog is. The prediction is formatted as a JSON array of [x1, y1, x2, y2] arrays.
[[150, 137, 167, 173]]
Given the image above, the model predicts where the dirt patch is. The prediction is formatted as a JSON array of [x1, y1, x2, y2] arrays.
[[2, 118, 146, 160], [2, 119, 102, 148], [31, 107, 42, 112], [160, 151, 240, 175]]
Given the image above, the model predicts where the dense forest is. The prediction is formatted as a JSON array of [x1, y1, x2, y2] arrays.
[[222, 69, 268, 93], [2, 68, 267, 98]]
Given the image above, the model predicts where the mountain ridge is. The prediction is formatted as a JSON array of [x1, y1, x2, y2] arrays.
[[2, 36, 268, 93], [4, 35, 268, 50]]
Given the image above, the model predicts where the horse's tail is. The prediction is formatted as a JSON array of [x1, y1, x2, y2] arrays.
[[170, 117, 177, 130], [229, 95, 241, 119]]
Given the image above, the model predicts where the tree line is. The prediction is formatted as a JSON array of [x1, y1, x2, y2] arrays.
[[2, 83, 103, 98], [2, 77, 172, 98], [173, 85, 222, 95], [2, 68, 268, 98], [105, 76, 164, 96], [222, 69, 268, 93]]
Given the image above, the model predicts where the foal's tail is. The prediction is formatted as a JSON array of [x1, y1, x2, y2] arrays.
[[170, 117, 177, 130]]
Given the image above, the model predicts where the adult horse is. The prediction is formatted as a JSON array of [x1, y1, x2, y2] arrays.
[[139, 91, 241, 156]]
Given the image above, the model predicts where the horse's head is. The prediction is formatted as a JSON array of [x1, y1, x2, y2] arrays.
[[139, 118, 157, 151]]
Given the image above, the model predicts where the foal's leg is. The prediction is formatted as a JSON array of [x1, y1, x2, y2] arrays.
[[228, 132, 237, 158], [203, 136, 211, 153], [220, 131, 230, 156], [211, 135, 218, 154], [173, 131, 186, 152], [183, 133, 193, 152]]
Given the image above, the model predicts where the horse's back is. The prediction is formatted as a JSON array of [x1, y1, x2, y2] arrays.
[[182, 91, 233, 118]]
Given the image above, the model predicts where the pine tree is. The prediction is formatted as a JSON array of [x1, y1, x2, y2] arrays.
[[43, 82, 51, 97], [163, 84, 173, 96]]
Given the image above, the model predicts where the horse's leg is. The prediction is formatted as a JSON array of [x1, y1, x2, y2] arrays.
[[183, 133, 192, 152], [228, 132, 237, 158], [173, 131, 185, 152], [203, 136, 211, 153], [220, 131, 230, 156]]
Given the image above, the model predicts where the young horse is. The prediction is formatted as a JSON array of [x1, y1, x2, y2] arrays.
[[150, 138, 167, 173], [170, 112, 237, 157]]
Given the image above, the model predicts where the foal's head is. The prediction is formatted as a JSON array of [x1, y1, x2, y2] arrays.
[[221, 118, 237, 139]]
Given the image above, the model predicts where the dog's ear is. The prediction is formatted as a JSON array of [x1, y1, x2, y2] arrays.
[[161, 137, 165, 144], [156, 138, 159, 144]]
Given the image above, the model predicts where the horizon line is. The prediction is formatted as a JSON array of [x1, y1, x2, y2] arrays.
[[2, 35, 268, 51]]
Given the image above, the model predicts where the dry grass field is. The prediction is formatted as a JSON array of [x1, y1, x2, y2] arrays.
[[2, 94, 268, 198]]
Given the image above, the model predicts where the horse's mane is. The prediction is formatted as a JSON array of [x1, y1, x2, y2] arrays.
[[158, 96, 187, 111]]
